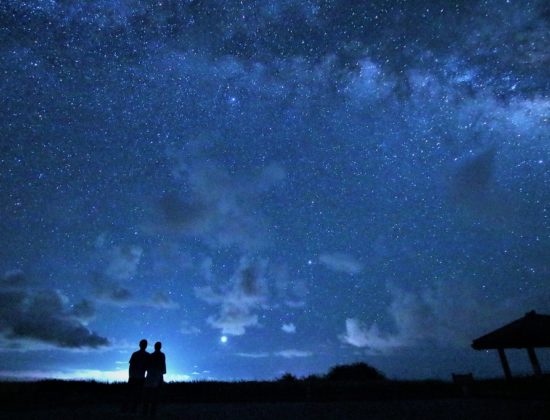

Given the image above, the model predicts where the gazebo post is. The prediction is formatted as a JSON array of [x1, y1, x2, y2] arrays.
[[497, 348, 512, 380], [472, 311, 550, 380], [526, 347, 542, 377]]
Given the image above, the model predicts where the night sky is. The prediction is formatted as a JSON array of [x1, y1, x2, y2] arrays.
[[1, 0, 549, 382]]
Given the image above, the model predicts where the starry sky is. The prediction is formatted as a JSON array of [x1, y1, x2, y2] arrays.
[[0, 0, 549, 382]]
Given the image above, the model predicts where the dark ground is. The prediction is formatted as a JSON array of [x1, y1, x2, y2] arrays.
[[1, 377, 549, 419], [1, 400, 549, 420]]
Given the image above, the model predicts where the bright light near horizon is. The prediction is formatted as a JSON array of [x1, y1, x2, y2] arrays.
[[0, 369, 193, 383], [0, 369, 128, 383], [220, 335, 228, 344]]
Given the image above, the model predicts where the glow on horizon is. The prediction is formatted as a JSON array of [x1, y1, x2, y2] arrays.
[[0, 369, 193, 383]]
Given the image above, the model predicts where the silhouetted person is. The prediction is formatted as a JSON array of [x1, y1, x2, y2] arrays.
[[143, 341, 166, 418], [126, 339, 149, 413]]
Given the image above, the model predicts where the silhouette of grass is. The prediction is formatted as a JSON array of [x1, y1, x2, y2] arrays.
[[1, 370, 549, 419], [1, 375, 549, 405]]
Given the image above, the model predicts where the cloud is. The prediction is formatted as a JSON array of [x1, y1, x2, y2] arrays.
[[347, 58, 395, 102], [341, 276, 548, 354], [272, 263, 308, 307], [383, 281, 527, 347], [236, 350, 312, 359], [71, 299, 96, 322], [5, 0, 546, 88], [0, 275, 109, 349], [450, 147, 498, 205], [105, 245, 143, 281], [235, 352, 270, 358], [155, 172, 270, 251], [92, 244, 178, 310], [204, 309, 259, 336], [319, 253, 363, 275], [180, 321, 201, 335], [150, 139, 285, 251], [340, 318, 405, 353], [339, 284, 454, 354], [2, 269, 26, 286], [281, 323, 296, 334], [93, 276, 178, 310], [92, 266, 179, 310], [148, 291, 179, 309], [92, 273, 133, 304], [92, 244, 142, 304], [274, 350, 313, 359], [200, 257, 214, 282], [195, 257, 268, 336]]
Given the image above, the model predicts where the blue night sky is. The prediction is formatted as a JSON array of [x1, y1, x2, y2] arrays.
[[0, 0, 548, 381]]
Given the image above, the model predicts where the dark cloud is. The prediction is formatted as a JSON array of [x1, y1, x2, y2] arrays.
[[158, 193, 206, 231], [99, 286, 133, 302], [272, 264, 308, 308], [0, 277, 109, 349], [92, 275, 178, 310], [451, 148, 497, 202], [148, 291, 179, 309], [92, 273, 133, 304], [89, 245, 133, 302], [1, 269, 27, 286], [151, 142, 285, 251], [91, 244, 169, 308], [195, 257, 269, 335], [71, 299, 96, 322], [89, 240, 179, 309], [105, 245, 143, 281]]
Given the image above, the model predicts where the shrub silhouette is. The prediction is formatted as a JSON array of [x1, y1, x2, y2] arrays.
[[325, 362, 385, 382], [278, 373, 297, 382]]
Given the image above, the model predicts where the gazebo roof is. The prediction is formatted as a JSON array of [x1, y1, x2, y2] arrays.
[[472, 310, 550, 350]]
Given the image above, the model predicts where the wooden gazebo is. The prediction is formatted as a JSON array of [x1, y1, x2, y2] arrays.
[[472, 310, 550, 379]]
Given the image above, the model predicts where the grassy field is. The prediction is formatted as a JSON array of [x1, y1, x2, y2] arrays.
[[1, 376, 549, 419], [1, 399, 549, 420]]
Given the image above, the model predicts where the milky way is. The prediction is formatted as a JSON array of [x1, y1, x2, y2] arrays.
[[0, 0, 549, 381]]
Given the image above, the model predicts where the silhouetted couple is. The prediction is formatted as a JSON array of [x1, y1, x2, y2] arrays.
[[127, 339, 166, 417]]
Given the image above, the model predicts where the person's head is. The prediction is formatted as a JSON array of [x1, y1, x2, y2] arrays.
[[139, 339, 147, 350], [154, 341, 162, 352]]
